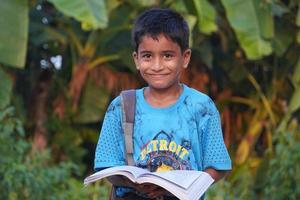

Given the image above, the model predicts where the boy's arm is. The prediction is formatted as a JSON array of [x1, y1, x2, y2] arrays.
[[204, 167, 230, 182]]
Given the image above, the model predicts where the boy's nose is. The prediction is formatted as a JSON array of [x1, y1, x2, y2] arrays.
[[151, 58, 163, 71]]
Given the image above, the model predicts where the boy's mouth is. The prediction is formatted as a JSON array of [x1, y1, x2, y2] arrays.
[[148, 74, 169, 79], [147, 72, 169, 76]]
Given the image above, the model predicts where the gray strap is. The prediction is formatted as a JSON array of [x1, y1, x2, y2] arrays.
[[120, 90, 136, 166]]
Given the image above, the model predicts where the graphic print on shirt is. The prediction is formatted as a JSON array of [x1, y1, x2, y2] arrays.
[[136, 130, 192, 172]]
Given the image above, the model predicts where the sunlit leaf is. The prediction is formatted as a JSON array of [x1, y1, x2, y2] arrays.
[[235, 116, 263, 164], [247, 74, 276, 124], [135, 0, 159, 7], [49, 0, 108, 30], [221, 0, 273, 60], [184, 14, 197, 47], [193, 0, 218, 34], [0, 68, 13, 109], [230, 96, 259, 108], [89, 54, 120, 70], [235, 139, 250, 165], [0, 0, 28, 68]]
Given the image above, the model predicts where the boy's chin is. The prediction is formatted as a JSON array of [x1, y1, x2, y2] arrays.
[[147, 83, 179, 91]]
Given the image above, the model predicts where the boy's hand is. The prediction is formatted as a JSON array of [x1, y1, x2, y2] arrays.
[[108, 176, 173, 199], [135, 183, 171, 199], [107, 175, 136, 187], [204, 168, 230, 182]]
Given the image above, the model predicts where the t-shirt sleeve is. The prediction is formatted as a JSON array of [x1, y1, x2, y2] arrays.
[[202, 99, 232, 171], [94, 97, 126, 171]]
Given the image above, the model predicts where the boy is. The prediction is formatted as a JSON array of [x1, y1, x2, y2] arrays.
[[94, 8, 231, 199]]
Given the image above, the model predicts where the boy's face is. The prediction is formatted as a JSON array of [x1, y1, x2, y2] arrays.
[[133, 34, 191, 91]]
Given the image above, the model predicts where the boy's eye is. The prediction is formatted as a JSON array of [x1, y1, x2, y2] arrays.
[[164, 53, 173, 59], [141, 54, 151, 59]]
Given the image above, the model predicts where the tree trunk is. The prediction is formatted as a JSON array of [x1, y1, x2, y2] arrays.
[[30, 69, 52, 151]]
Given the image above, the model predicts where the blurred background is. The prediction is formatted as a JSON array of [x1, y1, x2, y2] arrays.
[[0, 0, 299, 199]]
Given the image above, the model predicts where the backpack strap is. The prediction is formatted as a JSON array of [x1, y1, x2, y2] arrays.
[[120, 90, 136, 166]]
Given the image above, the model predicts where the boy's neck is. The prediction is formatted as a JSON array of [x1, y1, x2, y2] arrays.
[[144, 84, 183, 108]]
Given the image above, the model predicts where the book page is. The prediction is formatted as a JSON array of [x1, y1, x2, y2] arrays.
[[84, 166, 150, 185], [143, 170, 205, 189], [108, 165, 150, 178], [135, 170, 214, 200], [188, 174, 214, 200]]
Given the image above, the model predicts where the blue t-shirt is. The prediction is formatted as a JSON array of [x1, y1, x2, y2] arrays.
[[94, 84, 231, 197]]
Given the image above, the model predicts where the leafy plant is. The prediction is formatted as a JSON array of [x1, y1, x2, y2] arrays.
[[0, 105, 109, 200]]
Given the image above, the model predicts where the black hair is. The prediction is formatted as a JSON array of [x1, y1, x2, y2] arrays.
[[132, 8, 190, 52]]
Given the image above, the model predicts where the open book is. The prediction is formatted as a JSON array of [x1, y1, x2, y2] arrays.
[[84, 165, 214, 200]]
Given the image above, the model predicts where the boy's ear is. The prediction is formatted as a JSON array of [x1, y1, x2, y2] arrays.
[[132, 51, 139, 70], [183, 49, 192, 69]]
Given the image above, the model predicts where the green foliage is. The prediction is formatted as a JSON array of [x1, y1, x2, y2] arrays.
[[0, 68, 13, 109], [47, 116, 87, 167], [0, 106, 108, 200], [0, 0, 28, 68], [207, 126, 300, 200], [261, 130, 300, 199], [192, 0, 218, 34], [221, 0, 273, 59]]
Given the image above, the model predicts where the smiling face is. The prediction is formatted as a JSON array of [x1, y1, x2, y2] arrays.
[[133, 34, 191, 92]]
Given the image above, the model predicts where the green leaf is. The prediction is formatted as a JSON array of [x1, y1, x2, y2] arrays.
[[135, 0, 159, 7], [170, 0, 188, 13], [287, 86, 300, 117], [106, 0, 122, 13], [0, 67, 13, 109], [49, 0, 108, 30], [184, 14, 197, 47], [291, 57, 300, 87], [296, 6, 300, 43], [221, 0, 273, 60], [296, 4, 300, 27], [0, 0, 28, 68], [272, 22, 293, 56], [193, 0, 218, 34], [271, 3, 289, 17], [254, 1, 274, 39], [73, 78, 110, 124], [184, 14, 197, 33]]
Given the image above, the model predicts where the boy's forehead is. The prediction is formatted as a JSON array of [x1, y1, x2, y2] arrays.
[[138, 33, 180, 51]]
